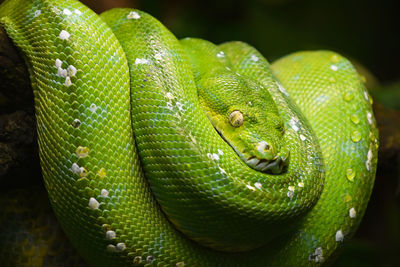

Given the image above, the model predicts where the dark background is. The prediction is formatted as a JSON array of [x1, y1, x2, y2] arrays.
[[83, 0, 399, 85]]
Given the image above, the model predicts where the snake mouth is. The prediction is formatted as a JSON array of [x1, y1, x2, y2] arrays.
[[244, 152, 289, 174], [213, 127, 289, 174]]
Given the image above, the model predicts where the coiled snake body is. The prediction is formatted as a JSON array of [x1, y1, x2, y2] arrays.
[[0, 0, 378, 266]]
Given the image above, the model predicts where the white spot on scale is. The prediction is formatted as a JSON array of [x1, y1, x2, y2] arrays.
[[254, 182, 262, 189], [116, 243, 126, 251], [106, 230, 116, 240], [299, 134, 306, 141], [218, 167, 226, 175], [74, 9, 82, 15], [55, 59, 62, 68], [298, 181, 304, 187], [34, 10, 41, 17], [165, 92, 174, 100], [366, 149, 373, 171], [287, 190, 294, 199], [349, 207, 356, 218], [88, 197, 100, 209], [67, 65, 77, 77], [210, 153, 219, 161], [289, 118, 299, 132], [71, 163, 81, 174], [216, 51, 225, 58], [309, 247, 324, 263], [90, 103, 97, 113], [288, 185, 295, 192], [57, 67, 67, 78], [63, 8, 72, 15], [176, 102, 183, 111], [335, 230, 344, 242], [100, 189, 109, 198], [250, 54, 259, 62], [135, 58, 150, 65], [364, 91, 369, 101], [59, 30, 70, 40], [217, 149, 224, 155], [330, 65, 338, 71], [127, 11, 140, 19], [65, 76, 72, 87], [367, 112, 373, 125]]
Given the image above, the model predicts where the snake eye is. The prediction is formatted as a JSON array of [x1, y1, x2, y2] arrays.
[[229, 110, 244, 127]]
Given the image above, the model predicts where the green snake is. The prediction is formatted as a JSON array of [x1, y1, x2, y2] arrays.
[[0, 0, 379, 266]]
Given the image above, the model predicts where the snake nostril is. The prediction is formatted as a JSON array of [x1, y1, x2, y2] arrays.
[[255, 141, 277, 161]]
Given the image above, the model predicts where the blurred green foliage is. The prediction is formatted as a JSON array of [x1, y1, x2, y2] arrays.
[[371, 82, 400, 110]]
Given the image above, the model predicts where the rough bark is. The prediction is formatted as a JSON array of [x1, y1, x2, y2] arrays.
[[0, 27, 39, 187]]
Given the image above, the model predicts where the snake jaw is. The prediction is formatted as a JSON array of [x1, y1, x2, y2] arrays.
[[214, 123, 290, 174], [244, 151, 289, 174], [237, 139, 289, 174], [237, 140, 289, 174], [215, 127, 289, 174]]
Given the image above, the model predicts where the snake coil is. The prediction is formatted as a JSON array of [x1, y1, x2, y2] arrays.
[[0, 0, 378, 266]]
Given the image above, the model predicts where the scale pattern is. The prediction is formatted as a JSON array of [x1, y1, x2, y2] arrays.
[[0, 0, 378, 266]]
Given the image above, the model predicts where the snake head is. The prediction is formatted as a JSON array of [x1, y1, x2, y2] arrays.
[[224, 107, 290, 174], [198, 70, 290, 174]]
